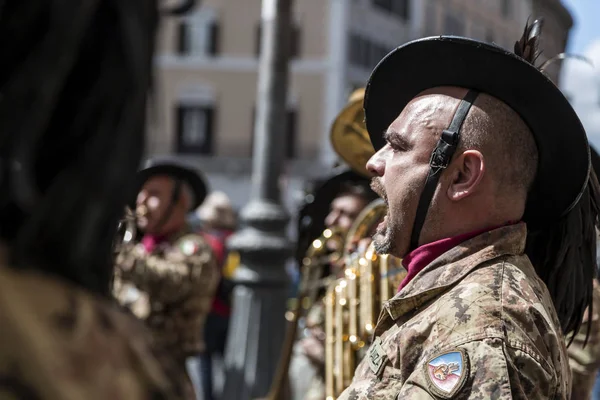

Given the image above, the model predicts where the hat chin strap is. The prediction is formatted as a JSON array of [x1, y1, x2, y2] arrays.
[[154, 178, 183, 233], [409, 90, 480, 250]]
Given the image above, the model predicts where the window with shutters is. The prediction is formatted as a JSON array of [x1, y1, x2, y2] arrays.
[[250, 107, 298, 159], [175, 105, 214, 155], [176, 15, 220, 56]]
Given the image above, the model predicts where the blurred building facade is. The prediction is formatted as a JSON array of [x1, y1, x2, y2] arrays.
[[147, 0, 572, 229]]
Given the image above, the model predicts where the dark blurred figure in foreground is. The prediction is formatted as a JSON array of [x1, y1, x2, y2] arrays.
[[0, 0, 191, 398]]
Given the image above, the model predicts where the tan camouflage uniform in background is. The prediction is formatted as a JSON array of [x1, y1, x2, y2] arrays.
[[115, 226, 219, 397], [568, 279, 600, 400], [0, 264, 184, 400], [338, 223, 571, 399], [290, 300, 327, 400]]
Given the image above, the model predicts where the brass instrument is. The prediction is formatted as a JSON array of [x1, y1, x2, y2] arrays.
[[112, 205, 150, 317], [325, 199, 407, 399], [114, 206, 137, 250], [330, 87, 375, 178], [262, 227, 345, 400], [298, 227, 344, 312]]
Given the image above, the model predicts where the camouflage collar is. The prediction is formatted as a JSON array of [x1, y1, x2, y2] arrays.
[[144, 225, 195, 254], [383, 222, 527, 321]]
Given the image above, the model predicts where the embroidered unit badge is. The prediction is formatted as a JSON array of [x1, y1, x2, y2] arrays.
[[425, 350, 468, 398], [178, 236, 200, 256]]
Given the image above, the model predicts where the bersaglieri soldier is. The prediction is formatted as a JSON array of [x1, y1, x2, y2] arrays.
[[338, 18, 600, 399]]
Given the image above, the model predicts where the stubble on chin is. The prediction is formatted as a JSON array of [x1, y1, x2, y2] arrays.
[[373, 226, 393, 255]]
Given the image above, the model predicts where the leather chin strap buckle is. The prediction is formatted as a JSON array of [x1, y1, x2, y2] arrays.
[[430, 129, 460, 172], [409, 90, 480, 250]]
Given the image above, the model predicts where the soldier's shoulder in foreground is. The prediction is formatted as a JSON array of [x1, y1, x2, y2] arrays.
[[425, 256, 569, 396], [428, 256, 566, 399], [438, 254, 563, 338], [0, 265, 184, 400], [344, 256, 569, 400]]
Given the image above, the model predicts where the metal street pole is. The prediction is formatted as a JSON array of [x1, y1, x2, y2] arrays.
[[222, 0, 293, 399]]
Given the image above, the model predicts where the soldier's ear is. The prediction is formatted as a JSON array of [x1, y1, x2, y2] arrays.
[[446, 150, 485, 202]]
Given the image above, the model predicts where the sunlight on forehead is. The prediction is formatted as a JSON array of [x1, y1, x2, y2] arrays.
[[386, 94, 459, 143]]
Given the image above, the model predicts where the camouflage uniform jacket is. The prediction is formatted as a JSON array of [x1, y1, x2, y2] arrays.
[[115, 227, 219, 363], [338, 223, 571, 399], [568, 279, 600, 400], [0, 264, 184, 399]]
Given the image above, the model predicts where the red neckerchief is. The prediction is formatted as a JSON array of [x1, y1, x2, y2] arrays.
[[141, 234, 168, 253], [398, 221, 519, 291]]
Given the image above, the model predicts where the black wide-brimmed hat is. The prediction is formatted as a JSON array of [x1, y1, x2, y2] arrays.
[[132, 159, 208, 210], [363, 19, 600, 337], [365, 36, 589, 231]]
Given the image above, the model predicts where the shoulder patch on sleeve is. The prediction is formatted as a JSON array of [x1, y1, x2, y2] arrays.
[[176, 234, 207, 256], [424, 349, 469, 399]]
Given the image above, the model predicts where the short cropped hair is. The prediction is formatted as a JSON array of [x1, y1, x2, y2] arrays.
[[460, 93, 539, 195]]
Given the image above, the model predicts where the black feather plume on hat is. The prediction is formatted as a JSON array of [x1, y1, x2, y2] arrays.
[[516, 18, 600, 343], [514, 17, 544, 66]]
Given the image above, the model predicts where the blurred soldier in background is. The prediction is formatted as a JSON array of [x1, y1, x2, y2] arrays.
[[289, 172, 376, 400], [286, 88, 378, 400], [115, 160, 219, 399], [193, 191, 238, 400]]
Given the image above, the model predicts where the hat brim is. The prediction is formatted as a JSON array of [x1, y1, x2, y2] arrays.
[[364, 36, 590, 229], [330, 92, 375, 178], [133, 164, 208, 210]]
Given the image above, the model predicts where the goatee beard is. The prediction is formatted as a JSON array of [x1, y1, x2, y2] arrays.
[[373, 229, 393, 255]]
